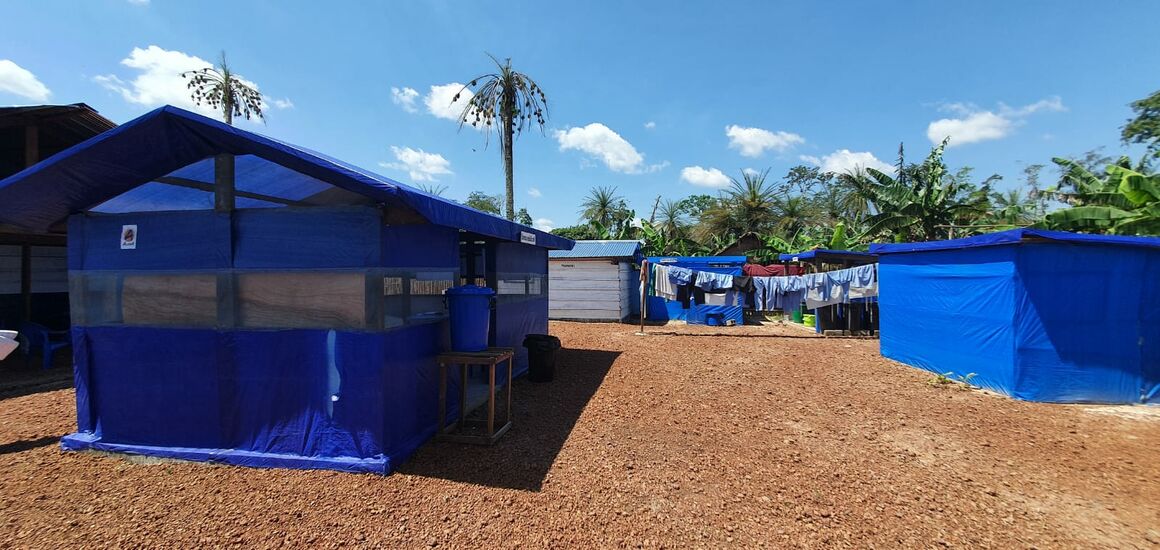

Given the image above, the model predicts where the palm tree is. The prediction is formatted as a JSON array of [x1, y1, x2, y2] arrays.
[[580, 186, 627, 228], [655, 198, 688, 239], [988, 188, 1036, 226], [701, 169, 780, 240], [182, 51, 264, 125], [773, 195, 816, 236], [455, 54, 549, 220]]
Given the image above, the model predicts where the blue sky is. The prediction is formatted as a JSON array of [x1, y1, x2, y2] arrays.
[[2, 1, 1158, 231]]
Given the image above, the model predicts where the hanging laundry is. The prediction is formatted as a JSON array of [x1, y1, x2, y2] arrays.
[[752, 277, 771, 310], [732, 275, 754, 293], [668, 265, 695, 286], [848, 263, 878, 298], [653, 264, 679, 301], [694, 270, 733, 292]]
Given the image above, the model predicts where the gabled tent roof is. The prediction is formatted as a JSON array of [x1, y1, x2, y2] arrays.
[[870, 228, 1160, 254], [0, 105, 572, 250]]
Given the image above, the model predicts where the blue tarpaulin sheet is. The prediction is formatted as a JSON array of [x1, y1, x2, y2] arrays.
[[876, 230, 1160, 404], [0, 105, 571, 251]]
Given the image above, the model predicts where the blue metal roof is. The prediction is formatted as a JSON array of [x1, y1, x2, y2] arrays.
[[870, 228, 1160, 254], [549, 240, 641, 259], [0, 105, 574, 250]]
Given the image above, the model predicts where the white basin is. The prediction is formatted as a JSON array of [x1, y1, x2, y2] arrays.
[[0, 330, 18, 361]]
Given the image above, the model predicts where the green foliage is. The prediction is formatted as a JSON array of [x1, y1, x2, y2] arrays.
[[516, 208, 533, 226], [417, 183, 448, 196], [1123, 88, 1160, 159], [464, 191, 502, 215], [580, 186, 629, 228], [1040, 157, 1160, 235], [855, 139, 994, 242]]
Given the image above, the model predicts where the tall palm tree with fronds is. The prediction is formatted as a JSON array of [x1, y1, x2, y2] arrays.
[[701, 169, 780, 240], [182, 51, 264, 125], [655, 198, 689, 240], [455, 54, 549, 220], [580, 186, 627, 228]]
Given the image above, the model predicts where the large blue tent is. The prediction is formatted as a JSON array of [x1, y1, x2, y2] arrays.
[[0, 106, 572, 473], [871, 229, 1160, 404]]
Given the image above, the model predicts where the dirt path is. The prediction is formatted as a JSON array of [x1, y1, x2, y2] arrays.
[[1, 321, 1157, 548]]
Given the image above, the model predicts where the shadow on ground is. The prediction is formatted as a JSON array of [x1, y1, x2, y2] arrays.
[[400, 347, 620, 492], [0, 436, 59, 456], [0, 353, 73, 400]]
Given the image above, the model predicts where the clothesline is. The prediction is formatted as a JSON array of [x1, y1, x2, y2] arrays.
[[646, 262, 878, 312]]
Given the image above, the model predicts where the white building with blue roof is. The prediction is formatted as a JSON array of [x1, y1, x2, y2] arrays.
[[548, 240, 642, 322]]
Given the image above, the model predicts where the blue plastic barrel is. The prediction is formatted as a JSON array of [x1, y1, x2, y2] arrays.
[[445, 285, 494, 352]]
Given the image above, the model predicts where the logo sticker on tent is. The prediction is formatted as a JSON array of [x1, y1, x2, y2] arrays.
[[120, 225, 137, 250]]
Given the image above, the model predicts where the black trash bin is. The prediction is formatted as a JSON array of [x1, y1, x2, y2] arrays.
[[523, 334, 561, 383]]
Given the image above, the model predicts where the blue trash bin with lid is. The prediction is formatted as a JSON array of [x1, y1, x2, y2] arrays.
[[444, 285, 495, 352]]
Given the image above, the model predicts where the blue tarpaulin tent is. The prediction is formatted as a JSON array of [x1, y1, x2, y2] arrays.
[[0, 106, 573, 473], [871, 229, 1160, 404]]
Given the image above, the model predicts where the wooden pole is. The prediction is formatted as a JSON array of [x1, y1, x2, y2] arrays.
[[24, 125, 39, 167], [638, 259, 648, 334], [214, 153, 235, 212], [215, 154, 235, 328], [19, 244, 31, 322], [20, 126, 38, 323]]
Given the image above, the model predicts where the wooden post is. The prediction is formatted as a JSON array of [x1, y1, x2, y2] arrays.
[[638, 259, 649, 334], [24, 125, 39, 167], [215, 153, 235, 327], [19, 244, 32, 322], [214, 153, 235, 212]]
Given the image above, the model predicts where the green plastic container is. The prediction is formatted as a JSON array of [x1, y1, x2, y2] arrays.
[[791, 308, 803, 323], [803, 314, 816, 328]]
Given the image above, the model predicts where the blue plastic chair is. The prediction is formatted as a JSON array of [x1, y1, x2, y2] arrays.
[[19, 322, 70, 370]]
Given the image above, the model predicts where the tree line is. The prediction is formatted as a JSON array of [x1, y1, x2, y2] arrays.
[[550, 90, 1160, 260], [182, 51, 1159, 255]]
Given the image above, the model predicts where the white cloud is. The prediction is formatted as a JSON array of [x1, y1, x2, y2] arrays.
[[391, 86, 419, 113], [927, 96, 1066, 148], [0, 59, 51, 101], [268, 97, 294, 110], [680, 165, 731, 188], [424, 83, 473, 121], [800, 150, 893, 176], [527, 187, 542, 198], [554, 122, 664, 174], [644, 121, 656, 129], [725, 125, 804, 157], [926, 112, 1013, 147], [379, 146, 453, 182], [1001, 96, 1066, 117], [742, 167, 760, 177], [533, 218, 554, 232]]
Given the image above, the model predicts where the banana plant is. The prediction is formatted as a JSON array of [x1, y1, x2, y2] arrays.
[[1040, 157, 1160, 235]]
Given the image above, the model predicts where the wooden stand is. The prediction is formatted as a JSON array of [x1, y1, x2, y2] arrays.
[[436, 347, 514, 445]]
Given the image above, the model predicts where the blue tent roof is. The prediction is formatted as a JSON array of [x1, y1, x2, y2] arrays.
[[870, 228, 1160, 254], [548, 240, 641, 260], [778, 249, 877, 262], [0, 105, 573, 250]]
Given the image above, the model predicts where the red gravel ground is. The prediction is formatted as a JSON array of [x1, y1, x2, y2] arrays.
[[2, 321, 1158, 548]]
